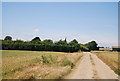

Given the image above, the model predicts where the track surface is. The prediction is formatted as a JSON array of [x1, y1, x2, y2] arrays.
[[64, 52, 118, 79]]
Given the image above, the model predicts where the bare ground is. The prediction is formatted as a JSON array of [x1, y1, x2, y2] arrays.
[[64, 52, 118, 79]]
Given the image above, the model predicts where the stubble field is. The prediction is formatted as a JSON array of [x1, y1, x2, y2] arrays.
[[2, 50, 83, 79]]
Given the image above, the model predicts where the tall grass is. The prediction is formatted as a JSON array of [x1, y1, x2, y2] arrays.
[[60, 57, 74, 68], [41, 55, 57, 64], [41, 55, 74, 68]]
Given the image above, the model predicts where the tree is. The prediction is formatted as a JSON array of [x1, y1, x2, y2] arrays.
[[14, 40, 23, 43], [31, 37, 41, 41], [4, 36, 12, 41], [85, 41, 98, 50], [42, 39, 53, 44], [69, 39, 78, 45], [69, 39, 80, 52], [2, 36, 98, 52], [55, 40, 67, 45], [79, 44, 89, 51], [64, 38, 67, 43]]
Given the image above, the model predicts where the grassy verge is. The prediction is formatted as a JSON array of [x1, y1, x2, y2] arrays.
[[2, 50, 83, 79], [92, 51, 119, 75]]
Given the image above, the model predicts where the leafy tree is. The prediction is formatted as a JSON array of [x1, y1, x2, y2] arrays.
[[69, 39, 78, 45], [85, 41, 98, 51], [79, 44, 89, 51], [64, 38, 67, 43], [55, 40, 67, 45], [2, 36, 98, 52], [42, 39, 53, 44], [68, 39, 80, 52], [4, 36, 12, 41], [14, 40, 24, 43], [31, 37, 41, 41]]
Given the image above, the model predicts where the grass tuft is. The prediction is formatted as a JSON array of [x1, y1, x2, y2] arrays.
[[41, 55, 57, 64], [113, 69, 120, 75], [41, 55, 74, 68], [60, 57, 74, 68], [32, 58, 40, 63]]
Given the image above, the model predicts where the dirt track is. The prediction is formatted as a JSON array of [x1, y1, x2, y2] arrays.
[[64, 52, 118, 79]]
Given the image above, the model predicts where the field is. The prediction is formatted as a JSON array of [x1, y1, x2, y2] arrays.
[[92, 51, 119, 75], [2, 50, 83, 79]]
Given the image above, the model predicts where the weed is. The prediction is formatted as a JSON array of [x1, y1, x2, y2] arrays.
[[29, 74, 35, 79], [41, 55, 49, 63], [32, 58, 40, 63], [41, 55, 74, 68], [49, 55, 57, 64], [61, 57, 74, 68], [113, 69, 120, 75], [41, 55, 57, 64]]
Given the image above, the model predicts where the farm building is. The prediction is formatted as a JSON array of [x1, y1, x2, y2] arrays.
[[99, 47, 112, 51], [112, 46, 120, 51]]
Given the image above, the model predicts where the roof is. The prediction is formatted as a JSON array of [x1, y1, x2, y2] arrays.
[[112, 46, 120, 48]]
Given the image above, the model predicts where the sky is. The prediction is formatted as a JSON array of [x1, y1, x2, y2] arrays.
[[1, 2, 118, 47], [0, 2, 2, 39], [1, 0, 120, 2]]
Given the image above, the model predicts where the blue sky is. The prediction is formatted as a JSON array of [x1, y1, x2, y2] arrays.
[[2, 2, 118, 47], [0, 2, 2, 39]]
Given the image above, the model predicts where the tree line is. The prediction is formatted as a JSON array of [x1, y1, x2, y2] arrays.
[[1, 36, 99, 52]]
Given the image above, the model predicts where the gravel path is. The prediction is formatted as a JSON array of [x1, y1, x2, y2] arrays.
[[64, 52, 118, 79]]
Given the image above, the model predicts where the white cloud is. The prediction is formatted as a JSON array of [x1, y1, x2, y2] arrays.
[[33, 29, 39, 33]]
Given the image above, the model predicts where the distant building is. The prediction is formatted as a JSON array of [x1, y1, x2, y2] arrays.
[[112, 46, 120, 51], [99, 47, 112, 51]]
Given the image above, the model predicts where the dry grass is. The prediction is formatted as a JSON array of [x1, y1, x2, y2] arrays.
[[92, 51, 119, 75], [2, 50, 83, 79]]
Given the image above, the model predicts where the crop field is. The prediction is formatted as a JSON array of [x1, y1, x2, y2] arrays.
[[2, 50, 83, 79], [92, 51, 119, 75]]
